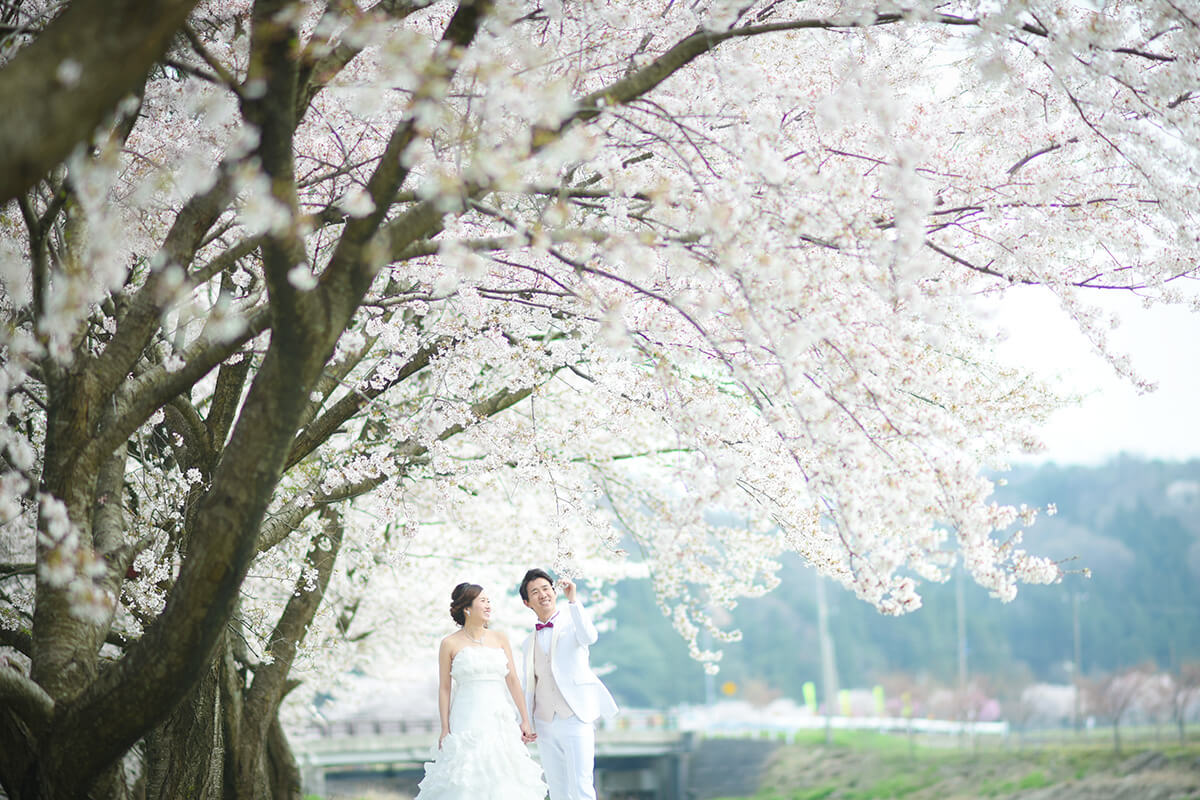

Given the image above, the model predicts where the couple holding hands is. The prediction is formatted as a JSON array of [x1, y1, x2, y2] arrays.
[[415, 569, 618, 800]]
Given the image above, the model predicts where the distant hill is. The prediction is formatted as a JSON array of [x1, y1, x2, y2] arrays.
[[591, 456, 1200, 708]]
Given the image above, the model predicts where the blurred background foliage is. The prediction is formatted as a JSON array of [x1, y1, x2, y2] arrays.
[[593, 456, 1200, 708]]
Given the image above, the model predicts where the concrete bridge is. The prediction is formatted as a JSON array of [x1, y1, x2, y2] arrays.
[[292, 711, 696, 799], [291, 709, 1010, 798]]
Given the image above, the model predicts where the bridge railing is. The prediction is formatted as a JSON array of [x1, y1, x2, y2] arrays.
[[296, 716, 439, 740], [292, 708, 1011, 746], [294, 708, 679, 741], [689, 715, 1010, 740], [598, 709, 679, 732]]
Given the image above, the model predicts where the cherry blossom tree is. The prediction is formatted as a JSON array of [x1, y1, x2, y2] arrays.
[[1169, 661, 1200, 743], [1, 0, 1198, 797], [1088, 664, 1154, 753]]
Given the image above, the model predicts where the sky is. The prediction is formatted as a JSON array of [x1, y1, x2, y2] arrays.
[[992, 288, 1200, 466]]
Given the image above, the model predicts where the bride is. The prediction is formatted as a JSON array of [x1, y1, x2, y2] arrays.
[[415, 582, 547, 800]]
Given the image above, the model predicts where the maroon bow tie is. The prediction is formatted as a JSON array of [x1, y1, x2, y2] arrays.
[[536, 621, 554, 631]]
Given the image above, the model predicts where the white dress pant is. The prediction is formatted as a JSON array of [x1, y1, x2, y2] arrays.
[[534, 715, 596, 800]]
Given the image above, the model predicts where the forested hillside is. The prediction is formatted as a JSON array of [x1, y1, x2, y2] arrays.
[[593, 457, 1200, 708]]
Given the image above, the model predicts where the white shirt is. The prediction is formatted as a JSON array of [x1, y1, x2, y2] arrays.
[[535, 610, 560, 653]]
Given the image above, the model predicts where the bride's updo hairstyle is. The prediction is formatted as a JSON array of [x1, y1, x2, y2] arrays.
[[450, 583, 483, 626]]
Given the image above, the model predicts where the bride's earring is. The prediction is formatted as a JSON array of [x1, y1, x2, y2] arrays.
[[465, 609, 471, 615]]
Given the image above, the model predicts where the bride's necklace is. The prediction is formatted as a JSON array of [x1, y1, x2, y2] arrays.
[[463, 627, 485, 644]]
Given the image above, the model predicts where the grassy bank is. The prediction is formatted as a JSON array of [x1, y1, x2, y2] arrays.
[[730, 731, 1200, 800]]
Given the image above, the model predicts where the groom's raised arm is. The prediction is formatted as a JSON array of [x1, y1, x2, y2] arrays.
[[560, 578, 599, 646], [568, 601, 599, 647]]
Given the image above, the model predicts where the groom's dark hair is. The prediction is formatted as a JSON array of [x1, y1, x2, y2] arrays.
[[519, 568, 554, 601]]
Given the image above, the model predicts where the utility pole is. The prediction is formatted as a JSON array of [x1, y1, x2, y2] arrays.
[[956, 564, 968, 745], [816, 573, 839, 745], [1072, 590, 1082, 732], [703, 623, 715, 706]]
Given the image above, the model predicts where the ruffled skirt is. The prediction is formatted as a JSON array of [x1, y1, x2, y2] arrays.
[[415, 681, 546, 800]]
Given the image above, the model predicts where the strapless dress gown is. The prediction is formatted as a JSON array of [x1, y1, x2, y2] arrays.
[[415, 645, 547, 800]]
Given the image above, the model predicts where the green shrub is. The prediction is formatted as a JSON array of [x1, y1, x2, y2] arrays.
[[1016, 770, 1049, 790]]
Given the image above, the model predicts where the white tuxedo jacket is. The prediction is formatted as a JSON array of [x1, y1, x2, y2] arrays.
[[521, 600, 618, 725]]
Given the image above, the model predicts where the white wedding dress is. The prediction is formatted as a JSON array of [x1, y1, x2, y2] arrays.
[[415, 645, 547, 800]]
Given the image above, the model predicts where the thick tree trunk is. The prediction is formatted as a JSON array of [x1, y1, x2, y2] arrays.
[[32, 369, 106, 702], [264, 717, 302, 800], [141, 637, 301, 800], [143, 657, 228, 800]]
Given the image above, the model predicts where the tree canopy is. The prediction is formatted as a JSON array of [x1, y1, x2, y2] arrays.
[[1, 0, 1198, 797]]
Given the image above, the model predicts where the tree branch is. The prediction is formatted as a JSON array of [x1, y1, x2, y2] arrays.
[[285, 339, 443, 471], [0, 627, 33, 657], [0, 563, 35, 581], [553, 14, 903, 137], [90, 307, 271, 475], [90, 172, 237, 404], [0, 0, 203, 203], [0, 665, 54, 736], [260, 381, 537, 552], [206, 347, 255, 457], [241, 507, 344, 755], [321, 0, 493, 301], [295, 0, 428, 115], [245, 0, 309, 338], [165, 395, 213, 472]]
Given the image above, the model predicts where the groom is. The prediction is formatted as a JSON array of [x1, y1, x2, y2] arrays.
[[519, 568, 618, 800]]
